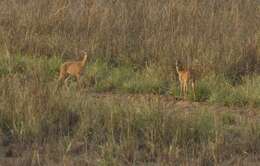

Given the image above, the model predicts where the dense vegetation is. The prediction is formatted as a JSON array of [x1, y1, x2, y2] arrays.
[[0, 0, 259, 71], [0, 0, 260, 165], [0, 49, 260, 165]]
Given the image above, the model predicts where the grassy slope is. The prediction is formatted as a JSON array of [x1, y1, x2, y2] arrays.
[[2, 55, 260, 106], [0, 55, 259, 165], [0, 0, 259, 164]]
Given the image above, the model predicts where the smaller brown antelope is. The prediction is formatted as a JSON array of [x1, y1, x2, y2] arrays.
[[57, 51, 88, 90], [176, 60, 195, 99]]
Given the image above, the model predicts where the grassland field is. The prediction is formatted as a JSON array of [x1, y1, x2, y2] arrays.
[[0, 0, 260, 165], [0, 54, 259, 165]]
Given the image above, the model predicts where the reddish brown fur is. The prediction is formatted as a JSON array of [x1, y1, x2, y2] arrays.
[[57, 52, 88, 89], [176, 61, 195, 99]]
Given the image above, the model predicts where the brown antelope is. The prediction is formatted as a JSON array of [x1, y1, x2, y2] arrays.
[[176, 60, 195, 99], [57, 51, 88, 90]]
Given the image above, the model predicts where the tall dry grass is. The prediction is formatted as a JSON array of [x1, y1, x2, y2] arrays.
[[0, 67, 260, 165], [0, 1, 260, 164], [0, 0, 259, 73]]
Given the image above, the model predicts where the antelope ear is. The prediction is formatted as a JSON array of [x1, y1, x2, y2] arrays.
[[80, 50, 87, 55]]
